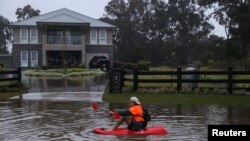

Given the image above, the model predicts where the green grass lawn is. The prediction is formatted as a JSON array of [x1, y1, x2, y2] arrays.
[[103, 92, 250, 106], [124, 74, 229, 88], [107, 66, 250, 106], [124, 66, 250, 88], [0, 92, 23, 101]]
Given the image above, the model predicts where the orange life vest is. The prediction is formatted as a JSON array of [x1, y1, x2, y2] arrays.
[[129, 105, 144, 122]]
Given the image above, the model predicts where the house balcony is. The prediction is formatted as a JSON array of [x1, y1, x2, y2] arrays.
[[47, 36, 82, 45], [42, 34, 86, 66], [42, 35, 85, 51]]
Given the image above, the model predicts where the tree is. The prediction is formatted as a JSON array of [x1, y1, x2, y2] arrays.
[[0, 15, 12, 54], [15, 5, 40, 20], [228, 2, 250, 58], [104, 0, 214, 65], [105, 0, 150, 63], [166, 0, 214, 64], [199, 0, 250, 59]]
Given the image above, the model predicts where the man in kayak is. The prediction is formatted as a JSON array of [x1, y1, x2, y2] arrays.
[[109, 96, 147, 131]]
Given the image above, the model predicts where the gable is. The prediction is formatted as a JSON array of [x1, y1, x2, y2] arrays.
[[10, 8, 115, 28], [38, 14, 87, 24]]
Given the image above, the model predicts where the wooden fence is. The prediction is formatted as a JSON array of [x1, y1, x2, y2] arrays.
[[0, 68, 21, 86], [109, 67, 250, 94]]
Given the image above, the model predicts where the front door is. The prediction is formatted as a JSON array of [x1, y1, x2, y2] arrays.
[[20, 51, 28, 67]]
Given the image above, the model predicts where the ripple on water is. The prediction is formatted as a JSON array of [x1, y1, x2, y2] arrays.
[[0, 98, 250, 140]]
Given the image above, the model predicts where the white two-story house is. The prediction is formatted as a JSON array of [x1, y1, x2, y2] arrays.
[[10, 8, 116, 68]]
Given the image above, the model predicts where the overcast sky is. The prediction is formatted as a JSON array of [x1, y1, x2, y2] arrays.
[[0, 0, 226, 37], [0, 0, 110, 21]]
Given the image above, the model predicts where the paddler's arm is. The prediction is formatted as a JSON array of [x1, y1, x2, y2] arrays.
[[116, 109, 132, 116], [109, 109, 131, 116], [109, 109, 132, 130]]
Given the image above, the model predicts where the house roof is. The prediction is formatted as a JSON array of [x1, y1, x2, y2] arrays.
[[11, 8, 115, 28]]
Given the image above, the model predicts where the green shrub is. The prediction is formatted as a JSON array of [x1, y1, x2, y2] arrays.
[[46, 69, 65, 73], [193, 61, 202, 69], [45, 72, 63, 77], [193, 88, 201, 94], [0, 82, 28, 92], [125, 63, 137, 69], [41, 66, 48, 70], [165, 87, 177, 93], [203, 88, 211, 94], [67, 72, 84, 77], [234, 90, 246, 95], [217, 89, 228, 94], [137, 60, 151, 71], [34, 65, 40, 71], [207, 60, 214, 66], [66, 68, 85, 74], [241, 58, 250, 70], [122, 87, 133, 92], [0, 61, 3, 69], [0, 86, 7, 92]]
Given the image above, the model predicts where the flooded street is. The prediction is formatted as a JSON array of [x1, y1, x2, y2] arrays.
[[0, 74, 250, 140], [22, 74, 107, 93]]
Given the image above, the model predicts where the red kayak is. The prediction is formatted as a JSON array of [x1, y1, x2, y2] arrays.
[[93, 125, 168, 136]]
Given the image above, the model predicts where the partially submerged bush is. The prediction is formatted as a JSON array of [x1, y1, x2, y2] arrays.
[[24, 68, 104, 77], [123, 87, 249, 95]]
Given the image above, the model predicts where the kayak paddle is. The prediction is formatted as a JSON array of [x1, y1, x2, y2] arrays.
[[92, 102, 120, 119]]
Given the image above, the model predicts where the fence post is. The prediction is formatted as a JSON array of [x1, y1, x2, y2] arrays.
[[228, 67, 233, 94], [133, 67, 138, 91], [109, 68, 113, 93], [177, 67, 182, 92], [17, 67, 21, 83], [121, 66, 124, 86]]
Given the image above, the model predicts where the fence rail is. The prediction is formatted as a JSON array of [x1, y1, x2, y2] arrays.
[[109, 66, 250, 94], [0, 68, 21, 85]]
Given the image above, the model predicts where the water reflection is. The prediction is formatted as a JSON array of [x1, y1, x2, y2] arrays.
[[22, 74, 108, 92], [1, 100, 250, 141], [1, 74, 250, 140]]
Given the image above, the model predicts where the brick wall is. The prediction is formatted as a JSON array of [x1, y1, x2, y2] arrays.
[[0, 54, 13, 68], [12, 44, 42, 68]]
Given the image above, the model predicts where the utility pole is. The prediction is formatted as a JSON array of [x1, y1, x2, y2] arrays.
[[63, 30, 67, 73]]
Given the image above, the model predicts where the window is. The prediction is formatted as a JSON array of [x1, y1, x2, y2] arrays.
[[47, 29, 63, 44], [70, 30, 81, 44], [20, 27, 28, 43], [20, 51, 28, 67], [30, 51, 38, 67], [99, 29, 107, 44], [90, 29, 97, 44], [30, 28, 38, 43]]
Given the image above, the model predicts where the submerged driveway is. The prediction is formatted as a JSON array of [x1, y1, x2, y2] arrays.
[[18, 74, 108, 101], [12, 91, 104, 102]]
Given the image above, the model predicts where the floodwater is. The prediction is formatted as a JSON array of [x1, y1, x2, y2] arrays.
[[22, 74, 107, 93], [0, 74, 250, 141]]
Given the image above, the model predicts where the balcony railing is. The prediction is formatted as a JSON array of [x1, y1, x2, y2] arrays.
[[47, 36, 82, 45]]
